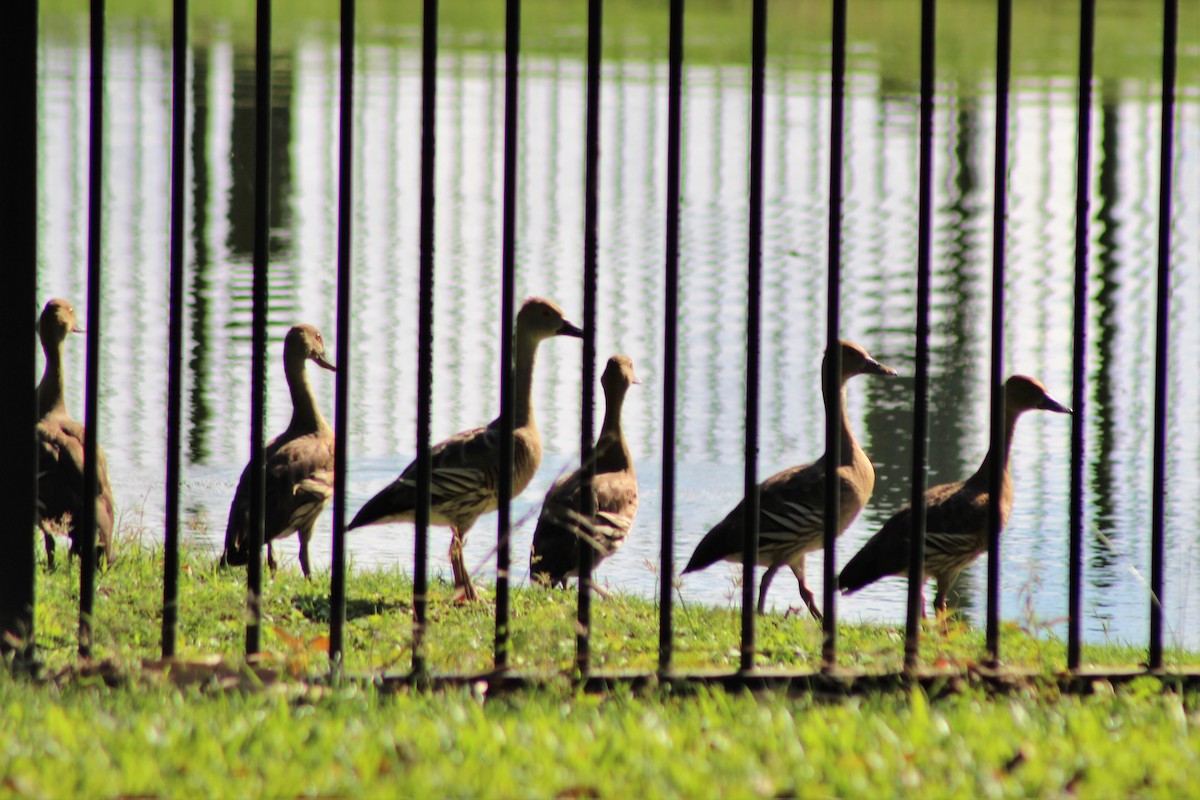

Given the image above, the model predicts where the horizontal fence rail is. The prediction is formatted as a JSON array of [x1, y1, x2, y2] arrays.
[[6, 0, 1195, 691]]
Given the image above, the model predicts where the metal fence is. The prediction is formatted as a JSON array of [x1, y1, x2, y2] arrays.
[[1, 0, 1191, 689]]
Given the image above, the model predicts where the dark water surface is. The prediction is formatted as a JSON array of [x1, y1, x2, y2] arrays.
[[36, 4, 1200, 651]]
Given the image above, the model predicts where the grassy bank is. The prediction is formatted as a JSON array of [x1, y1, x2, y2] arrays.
[[4, 544, 1198, 797], [39, 0, 1200, 91], [27, 541, 1197, 677]]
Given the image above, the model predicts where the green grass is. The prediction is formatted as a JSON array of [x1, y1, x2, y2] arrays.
[[5, 543, 1199, 797], [26, 539, 1197, 677], [1, 663, 1198, 797], [38, 0, 1200, 91]]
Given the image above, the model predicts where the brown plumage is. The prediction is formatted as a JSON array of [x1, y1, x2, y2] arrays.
[[35, 298, 116, 567], [220, 324, 336, 578], [683, 341, 897, 619], [349, 297, 584, 602], [530, 354, 639, 588], [839, 374, 1072, 616]]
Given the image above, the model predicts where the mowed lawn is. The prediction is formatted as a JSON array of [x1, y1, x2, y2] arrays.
[[2, 543, 1197, 797]]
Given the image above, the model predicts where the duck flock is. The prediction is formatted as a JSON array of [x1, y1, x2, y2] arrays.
[[35, 295, 1071, 620]]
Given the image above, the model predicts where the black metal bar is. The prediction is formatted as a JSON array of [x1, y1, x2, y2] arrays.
[[904, 0, 936, 672], [494, 0, 520, 674], [1068, 0, 1096, 673], [1149, 0, 1178, 671], [740, 0, 766, 675], [412, 0, 438, 679], [79, 0, 106, 660], [658, 0, 684, 678], [245, 0, 273, 658], [985, 0, 1013, 669], [162, 0, 188, 659], [0, 0, 39, 673], [576, 0, 603, 681], [329, 0, 355, 669], [821, 0, 847, 671]]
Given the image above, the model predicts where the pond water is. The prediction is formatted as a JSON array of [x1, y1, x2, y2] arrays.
[[36, 3, 1200, 651]]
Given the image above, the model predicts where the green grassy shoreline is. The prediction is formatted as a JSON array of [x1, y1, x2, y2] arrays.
[[4, 544, 1198, 797], [39, 0, 1200, 92], [24, 541, 1199, 677]]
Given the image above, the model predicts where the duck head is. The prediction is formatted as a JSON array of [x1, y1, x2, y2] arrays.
[[39, 298, 84, 345], [284, 323, 336, 371], [601, 354, 639, 396], [517, 296, 584, 342], [836, 340, 898, 379], [1005, 375, 1071, 415]]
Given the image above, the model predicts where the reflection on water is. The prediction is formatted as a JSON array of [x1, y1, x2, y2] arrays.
[[35, 14, 1200, 650]]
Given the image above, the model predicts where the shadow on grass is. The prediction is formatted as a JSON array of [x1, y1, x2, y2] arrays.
[[293, 594, 411, 623]]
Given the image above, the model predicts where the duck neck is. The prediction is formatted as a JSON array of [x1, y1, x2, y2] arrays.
[[37, 337, 68, 418], [286, 357, 328, 434], [969, 406, 1021, 487], [822, 368, 857, 467], [513, 334, 541, 430], [596, 385, 632, 472]]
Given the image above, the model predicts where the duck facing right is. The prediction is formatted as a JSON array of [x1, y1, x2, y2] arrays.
[[839, 374, 1071, 619]]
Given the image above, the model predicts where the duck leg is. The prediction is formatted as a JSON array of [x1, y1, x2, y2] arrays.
[[934, 578, 953, 632], [42, 526, 57, 571], [449, 526, 479, 602], [757, 563, 781, 615], [298, 524, 314, 579], [266, 541, 278, 574], [786, 559, 823, 621]]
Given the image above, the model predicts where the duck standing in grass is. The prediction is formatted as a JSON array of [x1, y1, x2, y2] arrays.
[[35, 298, 116, 567], [349, 297, 584, 602], [839, 374, 1071, 618], [530, 354, 639, 588], [221, 324, 336, 578], [683, 341, 897, 619]]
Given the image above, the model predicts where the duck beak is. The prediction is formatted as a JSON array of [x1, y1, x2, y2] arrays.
[[1040, 394, 1072, 414], [72, 325, 86, 335], [313, 354, 337, 372], [863, 358, 898, 377], [557, 319, 585, 338]]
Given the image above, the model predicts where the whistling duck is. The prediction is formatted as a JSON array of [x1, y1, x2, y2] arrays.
[[349, 296, 584, 602], [683, 340, 897, 619], [839, 374, 1071, 617], [35, 298, 116, 567], [221, 324, 336, 578], [530, 354, 639, 587]]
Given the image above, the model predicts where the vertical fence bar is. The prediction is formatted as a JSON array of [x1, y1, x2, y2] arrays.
[[79, 0, 107, 660], [576, 0, 603, 680], [0, 0, 39, 674], [329, 0, 355, 669], [904, 0, 935, 672], [245, 0, 273, 658], [821, 0, 847, 671], [658, 0, 684, 678], [1067, 0, 1096, 673], [740, 0, 767, 675], [162, 0, 188, 659], [985, 0, 1013, 669], [1148, 0, 1178, 671], [494, 0, 520, 675], [412, 0, 438, 679]]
